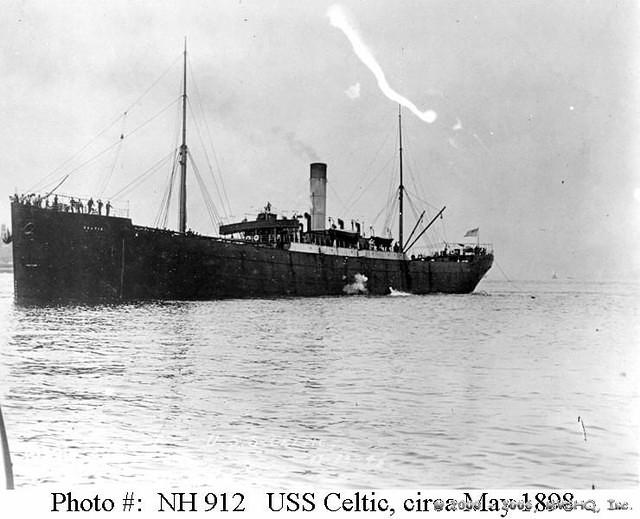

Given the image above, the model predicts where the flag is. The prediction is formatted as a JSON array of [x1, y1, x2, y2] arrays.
[[464, 227, 479, 238]]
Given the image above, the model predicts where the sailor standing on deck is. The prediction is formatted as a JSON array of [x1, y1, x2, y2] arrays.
[[97, 199, 103, 215], [87, 198, 94, 214], [105, 201, 111, 216]]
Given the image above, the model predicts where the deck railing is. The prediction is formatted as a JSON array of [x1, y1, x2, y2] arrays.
[[11, 193, 129, 218], [409, 242, 494, 260], [444, 241, 494, 254]]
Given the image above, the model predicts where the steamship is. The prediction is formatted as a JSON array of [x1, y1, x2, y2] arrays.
[[7, 48, 493, 303]]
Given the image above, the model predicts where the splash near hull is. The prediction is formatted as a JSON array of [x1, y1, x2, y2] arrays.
[[11, 203, 493, 304]]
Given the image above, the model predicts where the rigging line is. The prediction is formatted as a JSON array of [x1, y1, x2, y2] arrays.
[[439, 211, 448, 245], [160, 159, 177, 229], [342, 126, 395, 207], [153, 151, 178, 228], [405, 191, 435, 231], [98, 116, 127, 198], [162, 157, 178, 228], [403, 191, 438, 250], [414, 211, 442, 250], [188, 153, 222, 227], [347, 127, 399, 209], [383, 170, 397, 232], [108, 150, 176, 200], [123, 53, 183, 118], [381, 125, 399, 211], [404, 191, 422, 223], [340, 108, 399, 208], [403, 188, 440, 211], [120, 97, 182, 141], [405, 206, 446, 253], [153, 182, 166, 227], [403, 137, 430, 204], [382, 194, 398, 236], [43, 174, 70, 198], [384, 139, 399, 213], [28, 54, 183, 194], [40, 97, 182, 192], [383, 183, 401, 231], [327, 188, 348, 216], [158, 152, 178, 229], [405, 196, 431, 250], [349, 151, 397, 209], [100, 109, 130, 196], [403, 158, 439, 244], [191, 163, 222, 231], [160, 99, 183, 229], [172, 92, 183, 157], [204, 130, 232, 216], [405, 158, 428, 210], [98, 139, 122, 197], [156, 100, 182, 227], [112, 152, 175, 202], [370, 188, 398, 229], [188, 118, 225, 223], [50, 139, 124, 186], [186, 99, 228, 218], [404, 209, 425, 250], [188, 60, 233, 215], [154, 99, 182, 228], [28, 115, 127, 193], [153, 172, 170, 228], [161, 164, 177, 228], [118, 158, 174, 205], [494, 260, 525, 292], [327, 182, 349, 216]]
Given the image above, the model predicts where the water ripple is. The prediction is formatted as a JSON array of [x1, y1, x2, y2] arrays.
[[0, 275, 638, 488]]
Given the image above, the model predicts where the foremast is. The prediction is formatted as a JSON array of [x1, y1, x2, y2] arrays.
[[398, 105, 404, 252], [178, 39, 188, 233]]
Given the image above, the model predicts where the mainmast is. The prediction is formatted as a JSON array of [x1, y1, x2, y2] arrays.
[[178, 39, 188, 233], [398, 105, 404, 251]]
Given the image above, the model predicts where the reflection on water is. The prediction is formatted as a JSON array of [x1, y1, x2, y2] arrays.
[[0, 274, 638, 487]]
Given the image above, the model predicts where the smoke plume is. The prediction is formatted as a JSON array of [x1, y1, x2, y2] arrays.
[[272, 127, 320, 162], [343, 273, 369, 294], [328, 4, 437, 124]]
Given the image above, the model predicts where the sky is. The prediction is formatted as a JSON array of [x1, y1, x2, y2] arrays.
[[1, 0, 638, 281]]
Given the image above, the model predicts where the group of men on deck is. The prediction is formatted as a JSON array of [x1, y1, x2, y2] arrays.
[[14, 193, 112, 216], [68, 197, 111, 216]]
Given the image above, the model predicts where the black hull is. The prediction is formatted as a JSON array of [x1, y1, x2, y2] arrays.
[[10, 203, 493, 304]]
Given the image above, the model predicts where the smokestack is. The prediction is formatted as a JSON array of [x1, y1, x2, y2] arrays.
[[309, 163, 327, 231]]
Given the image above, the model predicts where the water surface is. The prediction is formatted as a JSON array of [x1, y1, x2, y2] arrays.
[[0, 273, 638, 488]]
